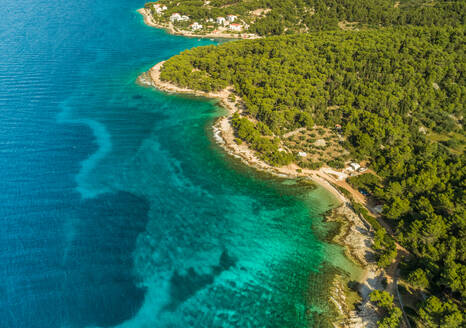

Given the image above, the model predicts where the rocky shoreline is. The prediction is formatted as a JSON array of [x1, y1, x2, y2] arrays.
[[138, 60, 382, 328], [326, 204, 383, 327]]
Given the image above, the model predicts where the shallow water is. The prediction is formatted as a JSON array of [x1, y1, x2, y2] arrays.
[[0, 1, 358, 327]]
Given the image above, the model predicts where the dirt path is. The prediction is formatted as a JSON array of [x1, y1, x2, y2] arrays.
[[330, 175, 412, 328]]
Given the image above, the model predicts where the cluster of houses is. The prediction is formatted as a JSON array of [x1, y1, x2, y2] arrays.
[[215, 15, 243, 31], [229, 23, 243, 31], [153, 3, 199, 29], [151, 3, 167, 15], [346, 162, 367, 174], [215, 15, 237, 24], [169, 13, 190, 22], [167, 12, 243, 32], [169, 13, 201, 30], [190, 22, 203, 31]]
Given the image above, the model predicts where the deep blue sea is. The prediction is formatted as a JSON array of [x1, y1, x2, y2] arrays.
[[0, 1, 358, 327]]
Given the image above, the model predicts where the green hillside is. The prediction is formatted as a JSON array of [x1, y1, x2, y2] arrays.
[[159, 27, 465, 326], [146, 0, 465, 35]]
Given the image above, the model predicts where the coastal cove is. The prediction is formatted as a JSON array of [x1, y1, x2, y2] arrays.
[[139, 57, 384, 327], [0, 1, 366, 328]]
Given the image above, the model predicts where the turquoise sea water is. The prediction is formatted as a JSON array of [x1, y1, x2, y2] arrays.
[[1, 0, 358, 327]]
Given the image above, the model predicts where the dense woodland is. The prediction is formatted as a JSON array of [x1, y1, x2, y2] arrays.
[[159, 27, 465, 326], [148, 0, 465, 35]]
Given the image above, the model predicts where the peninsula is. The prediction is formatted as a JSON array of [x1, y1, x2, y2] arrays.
[[138, 2, 465, 327]]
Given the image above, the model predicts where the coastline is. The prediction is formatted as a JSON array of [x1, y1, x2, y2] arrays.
[[137, 8, 259, 40], [326, 205, 382, 327], [138, 61, 381, 327], [138, 62, 348, 203]]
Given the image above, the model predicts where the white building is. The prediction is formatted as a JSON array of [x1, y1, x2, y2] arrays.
[[216, 17, 226, 25], [226, 15, 237, 22], [170, 13, 181, 22], [153, 4, 167, 14], [350, 162, 361, 171], [298, 151, 307, 157], [170, 13, 189, 22], [190, 22, 203, 31], [229, 23, 242, 31]]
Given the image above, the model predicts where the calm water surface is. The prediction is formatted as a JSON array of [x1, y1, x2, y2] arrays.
[[0, 1, 357, 327]]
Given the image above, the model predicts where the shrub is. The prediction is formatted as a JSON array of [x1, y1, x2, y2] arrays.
[[407, 268, 429, 289], [228, 93, 236, 102], [327, 159, 345, 169]]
